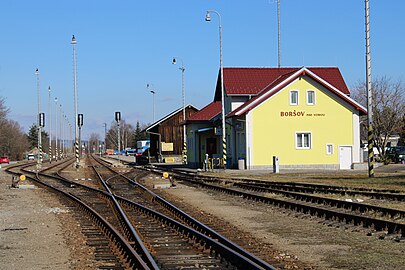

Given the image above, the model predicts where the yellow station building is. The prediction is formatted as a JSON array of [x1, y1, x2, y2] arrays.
[[186, 67, 367, 170]]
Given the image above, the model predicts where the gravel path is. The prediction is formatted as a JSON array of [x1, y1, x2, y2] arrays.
[[154, 177, 405, 270], [0, 166, 98, 270], [0, 168, 71, 270]]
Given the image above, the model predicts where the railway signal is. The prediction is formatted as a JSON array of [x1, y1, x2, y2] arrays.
[[115, 112, 121, 161], [39, 113, 45, 128], [78, 113, 83, 158]]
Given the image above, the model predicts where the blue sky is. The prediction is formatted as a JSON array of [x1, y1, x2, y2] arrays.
[[0, 1, 404, 140]]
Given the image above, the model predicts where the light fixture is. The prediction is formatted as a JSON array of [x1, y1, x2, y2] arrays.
[[205, 12, 211, 22]]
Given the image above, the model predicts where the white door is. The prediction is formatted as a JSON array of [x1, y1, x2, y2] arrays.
[[339, 146, 352, 170]]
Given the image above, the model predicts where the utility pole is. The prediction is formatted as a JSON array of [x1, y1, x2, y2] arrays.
[[71, 35, 79, 168], [54, 98, 58, 161], [48, 86, 52, 163], [172, 57, 187, 164], [277, 0, 281, 68], [35, 68, 42, 169], [365, 0, 374, 177], [205, 10, 227, 169]]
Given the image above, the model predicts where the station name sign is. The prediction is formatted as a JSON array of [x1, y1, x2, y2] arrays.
[[280, 110, 325, 117]]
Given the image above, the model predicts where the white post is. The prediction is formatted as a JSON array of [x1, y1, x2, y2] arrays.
[[206, 10, 227, 169], [365, 0, 374, 177], [48, 86, 52, 163], [35, 68, 42, 169], [71, 35, 79, 168]]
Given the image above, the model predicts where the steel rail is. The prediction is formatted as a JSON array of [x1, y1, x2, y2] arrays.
[[18, 158, 159, 269], [233, 182, 405, 219], [166, 170, 405, 219], [89, 160, 160, 270], [168, 172, 405, 238], [38, 157, 158, 270], [115, 195, 270, 270], [230, 179, 405, 201], [92, 155, 276, 269], [5, 163, 150, 269]]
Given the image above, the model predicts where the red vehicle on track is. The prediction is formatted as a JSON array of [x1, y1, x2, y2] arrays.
[[0, 156, 10, 164]]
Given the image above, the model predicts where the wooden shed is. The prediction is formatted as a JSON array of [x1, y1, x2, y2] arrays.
[[144, 105, 199, 162]]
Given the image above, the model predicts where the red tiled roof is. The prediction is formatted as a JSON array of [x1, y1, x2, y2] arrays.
[[221, 67, 350, 96], [186, 101, 221, 122], [228, 67, 366, 117]]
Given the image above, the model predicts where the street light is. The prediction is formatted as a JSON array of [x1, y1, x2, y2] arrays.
[[147, 84, 156, 123], [64, 114, 68, 158], [71, 35, 79, 168], [59, 104, 63, 159], [54, 97, 58, 161], [48, 86, 52, 163], [205, 10, 227, 169], [365, 0, 374, 177], [172, 57, 187, 164], [35, 68, 42, 169]]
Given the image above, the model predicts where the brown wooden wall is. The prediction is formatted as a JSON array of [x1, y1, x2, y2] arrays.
[[149, 106, 198, 156]]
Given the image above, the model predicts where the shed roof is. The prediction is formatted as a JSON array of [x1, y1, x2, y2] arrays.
[[186, 101, 221, 122], [144, 104, 199, 132]]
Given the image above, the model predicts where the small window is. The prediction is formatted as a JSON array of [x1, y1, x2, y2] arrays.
[[307, 90, 315, 105], [290, 90, 298, 105], [296, 132, 311, 149], [326, 144, 333, 155]]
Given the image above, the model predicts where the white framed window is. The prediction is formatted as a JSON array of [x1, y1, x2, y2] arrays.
[[307, 90, 315, 105], [326, 144, 334, 155], [296, 132, 311, 149], [290, 90, 298, 105]]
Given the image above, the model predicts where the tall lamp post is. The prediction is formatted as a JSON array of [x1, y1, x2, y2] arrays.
[[48, 86, 52, 163], [35, 68, 42, 169], [71, 35, 79, 168], [59, 104, 63, 159], [172, 57, 187, 164], [365, 0, 374, 177], [147, 84, 156, 123], [54, 97, 58, 161], [205, 10, 227, 169], [277, 0, 281, 68]]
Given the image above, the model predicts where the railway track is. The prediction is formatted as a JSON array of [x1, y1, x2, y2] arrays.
[[6, 159, 149, 269], [203, 176, 405, 201], [142, 166, 405, 242], [6, 157, 277, 269], [89, 155, 277, 269]]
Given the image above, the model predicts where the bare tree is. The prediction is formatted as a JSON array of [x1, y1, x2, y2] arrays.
[[0, 97, 10, 121], [105, 120, 141, 151], [0, 119, 29, 159], [351, 76, 405, 159], [0, 97, 30, 159], [88, 133, 101, 154]]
